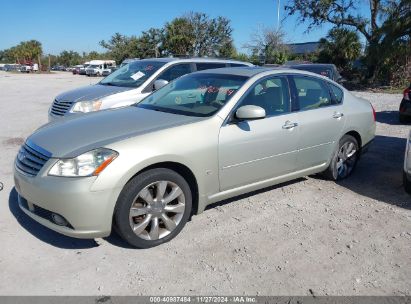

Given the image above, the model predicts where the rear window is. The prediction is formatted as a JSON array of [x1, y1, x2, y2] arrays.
[[196, 63, 227, 71], [293, 66, 333, 79], [230, 63, 249, 67], [329, 83, 344, 104]]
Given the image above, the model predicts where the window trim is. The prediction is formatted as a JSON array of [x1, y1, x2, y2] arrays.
[[224, 73, 293, 125], [142, 62, 195, 93], [326, 81, 344, 105], [289, 74, 344, 113]]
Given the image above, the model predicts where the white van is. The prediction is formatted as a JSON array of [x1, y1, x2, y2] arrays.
[[85, 60, 116, 76], [49, 58, 253, 120]]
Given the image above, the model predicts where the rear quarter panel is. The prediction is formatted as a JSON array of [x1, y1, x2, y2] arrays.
[[341, 90, 376, 147]]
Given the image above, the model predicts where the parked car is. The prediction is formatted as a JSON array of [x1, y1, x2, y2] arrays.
[[14, 67, 376, 248], [20, 65, 32, 73], [285, 63, 344, 84], [79, 62, 90, 75], [404, 130, 411, 194], [101, 66, 117, 77], [48, 58, 253, 121], [72, 65, 84, 75], [3, 64, 21, 72], [399, 84, 411, 123], [86, 60, 116, 76], [51, 65, 67, 71]]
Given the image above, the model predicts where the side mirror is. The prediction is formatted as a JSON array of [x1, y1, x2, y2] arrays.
[[235, 105, 266, 121], [154, 79, 169, 91]]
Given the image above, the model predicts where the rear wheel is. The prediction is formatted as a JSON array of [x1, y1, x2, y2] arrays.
[[323, 135, 359, 181], [114, 168, 192, 248]]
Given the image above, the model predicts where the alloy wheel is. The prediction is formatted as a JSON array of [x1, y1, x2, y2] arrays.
[[336, 141, 357, 179], [129, 180, 186, 241]]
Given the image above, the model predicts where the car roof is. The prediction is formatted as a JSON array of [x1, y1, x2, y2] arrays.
[[193, 66, 335, 81], [286, 63, 336, 69], [138, 57, 253, 65]]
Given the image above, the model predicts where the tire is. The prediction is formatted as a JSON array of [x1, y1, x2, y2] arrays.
[[404, 171, 411, 194], [114, 168, 192, 248], [323, 134, 359, 181]]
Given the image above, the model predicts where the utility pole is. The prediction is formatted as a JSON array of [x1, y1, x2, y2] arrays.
[[277, 0, 281, 30]]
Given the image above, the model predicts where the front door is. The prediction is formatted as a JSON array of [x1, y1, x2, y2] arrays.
[[218, 76, 300, 191]]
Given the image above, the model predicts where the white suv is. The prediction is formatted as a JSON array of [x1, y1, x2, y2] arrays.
[[48, 58, 253, 121]]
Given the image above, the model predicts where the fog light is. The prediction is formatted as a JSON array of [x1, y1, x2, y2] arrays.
[[51, 213, 68, 226]]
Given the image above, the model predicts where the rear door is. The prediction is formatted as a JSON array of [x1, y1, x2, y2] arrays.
[[290, 75, 346, 170]]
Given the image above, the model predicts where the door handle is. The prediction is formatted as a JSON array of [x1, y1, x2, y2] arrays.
[[282, 121, 298, 129], [333, 112, 344, 119]]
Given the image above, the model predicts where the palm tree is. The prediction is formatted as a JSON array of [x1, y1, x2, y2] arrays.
[[318, 27, 362, 70]]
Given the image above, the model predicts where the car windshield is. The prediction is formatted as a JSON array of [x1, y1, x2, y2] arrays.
[[294, 66, 333, 79], [100, 61, 166, 88], [137, 73, 248, 117]]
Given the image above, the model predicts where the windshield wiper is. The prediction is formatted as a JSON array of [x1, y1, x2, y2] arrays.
[[100, 82, 117, 86]]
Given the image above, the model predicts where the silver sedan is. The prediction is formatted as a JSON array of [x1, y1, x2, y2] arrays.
[[14, 67, 376, 248]]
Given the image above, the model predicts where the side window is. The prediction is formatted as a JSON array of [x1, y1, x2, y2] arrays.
[[158, 64, 192, 82], [293, 76, 332, 110], [239, 76, 290, 116], [196, 63, 226, 71], [329, 83, 344, 104], [230, 63, 249, 67]]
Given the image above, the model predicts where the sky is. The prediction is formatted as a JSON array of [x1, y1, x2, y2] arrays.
[[0, 0, 369, 55]]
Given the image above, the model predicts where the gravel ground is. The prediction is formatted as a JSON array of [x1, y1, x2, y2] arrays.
[[0, 72, 410, 296]]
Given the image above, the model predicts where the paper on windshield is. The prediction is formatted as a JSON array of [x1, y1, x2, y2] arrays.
[[130, 71, 145, 81]]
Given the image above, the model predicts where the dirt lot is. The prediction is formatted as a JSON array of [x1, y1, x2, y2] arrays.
[[0, 71, 410, 296]]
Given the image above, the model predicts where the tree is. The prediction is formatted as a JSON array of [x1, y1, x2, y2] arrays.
[[58, 50, 82, 66], [186, 12, 234, 57], [100, 33, 139, 63], [318, 27, 361, 71], [163, 17, 195, 56], [137, 28, 165, 58], [285, 0, 411, 81], [244, 27, 289, 64]]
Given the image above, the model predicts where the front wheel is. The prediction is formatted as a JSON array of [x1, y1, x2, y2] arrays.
[[323, 135, 359, 181], [114, 168, 192, 248]]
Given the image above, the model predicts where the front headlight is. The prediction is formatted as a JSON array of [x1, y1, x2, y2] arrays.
[[71, 100, 102, 113], [49, 148, 118, 177]]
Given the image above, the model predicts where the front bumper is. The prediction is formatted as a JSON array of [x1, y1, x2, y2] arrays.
[[14, 165, 121, 239]]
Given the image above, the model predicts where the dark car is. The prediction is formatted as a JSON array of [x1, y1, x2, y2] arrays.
[[399, 84, 411, 123], [285, 64, 344, 84], [72, 65, 84, 75]]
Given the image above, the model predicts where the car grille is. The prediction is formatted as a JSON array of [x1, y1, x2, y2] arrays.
[[50, 99, 72, 116], [16, 142, 51, 176]]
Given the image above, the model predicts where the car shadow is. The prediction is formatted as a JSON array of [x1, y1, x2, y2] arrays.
[[376, 110, 409, 125], [337, 135, 410, 209], [8, 188, 99, 249]]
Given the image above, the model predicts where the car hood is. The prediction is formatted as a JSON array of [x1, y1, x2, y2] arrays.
[[55, 84, 133, 103], [28, 107, 202, 158]]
